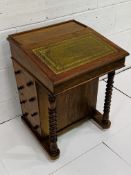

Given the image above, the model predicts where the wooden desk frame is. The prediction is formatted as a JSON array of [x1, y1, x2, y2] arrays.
[[8, 20, 129, 159]]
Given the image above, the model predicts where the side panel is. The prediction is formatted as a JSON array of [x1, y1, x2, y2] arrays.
[[56, 78, 99, 131], [13, 59, 42, 136]]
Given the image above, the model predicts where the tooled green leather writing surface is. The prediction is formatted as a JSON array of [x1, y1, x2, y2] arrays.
[[33, 34, 117, 74]]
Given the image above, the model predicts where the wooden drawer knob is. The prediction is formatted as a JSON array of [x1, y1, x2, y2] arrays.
[[26, 81, 34, 86], [22, 112, 28, 117], [29, 97, 36, 102], [18, 85, 24, 90], [20, 100, 27, 104], [33, 125, 39, 130], [15, 70, 21, 75], [31, 112, 38, 117]]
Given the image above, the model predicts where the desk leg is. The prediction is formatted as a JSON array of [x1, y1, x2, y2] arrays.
[[102, 71, 115, 129], [48, 93, 60, 158]]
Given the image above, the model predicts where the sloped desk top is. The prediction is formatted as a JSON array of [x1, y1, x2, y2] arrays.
[[33, 33, 117, 74]]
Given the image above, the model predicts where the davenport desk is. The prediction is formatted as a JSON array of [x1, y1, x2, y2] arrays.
[[8, 20, 129, 159]]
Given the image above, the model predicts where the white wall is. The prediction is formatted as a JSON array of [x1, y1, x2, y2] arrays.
[[0, 0, 131, 123]]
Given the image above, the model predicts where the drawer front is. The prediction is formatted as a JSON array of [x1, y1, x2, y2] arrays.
[[13, 60, 41, 136]]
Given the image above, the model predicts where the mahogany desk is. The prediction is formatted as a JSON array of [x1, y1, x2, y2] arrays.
[[8, 20, 129, 159]]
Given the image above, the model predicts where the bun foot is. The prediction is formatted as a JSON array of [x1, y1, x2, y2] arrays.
[[101, 120, 111, 129], [50, 142, 60, 159]]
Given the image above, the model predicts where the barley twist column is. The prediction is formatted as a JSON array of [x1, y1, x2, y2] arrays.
[[102, 71, 115, 129], [48, 93, 60, 158]]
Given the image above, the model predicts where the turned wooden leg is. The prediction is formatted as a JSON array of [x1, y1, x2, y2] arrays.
[[48, 93, 60, 158], [102, 71, 115, 129]]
